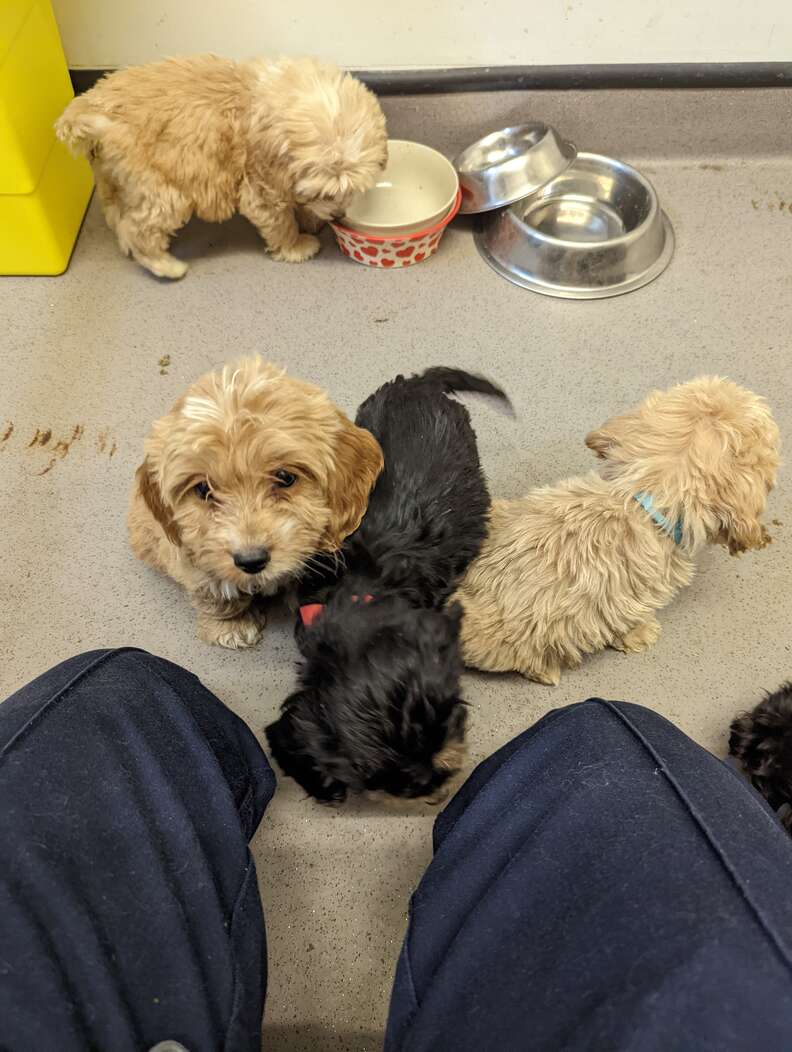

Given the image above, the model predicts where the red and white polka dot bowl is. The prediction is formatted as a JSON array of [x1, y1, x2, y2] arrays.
[[331, 189, 462, 269]]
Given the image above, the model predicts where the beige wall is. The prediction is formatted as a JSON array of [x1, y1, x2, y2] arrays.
[[53, 0, 792, 70]]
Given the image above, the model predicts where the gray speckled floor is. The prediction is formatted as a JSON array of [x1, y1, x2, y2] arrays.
[[1, 89, 791, 1052]]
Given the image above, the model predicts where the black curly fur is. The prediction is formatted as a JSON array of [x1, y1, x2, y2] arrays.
[[729, 682, 792, 832], [266, 366, 510, 802]]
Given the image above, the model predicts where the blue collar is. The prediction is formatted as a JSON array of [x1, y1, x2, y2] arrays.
[[633, 492, 684, 545]]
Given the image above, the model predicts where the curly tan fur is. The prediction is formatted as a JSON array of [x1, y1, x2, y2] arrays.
[[55, 55, 387, 278], [454, 376, 780, 685], [128, 358, 383, 648]]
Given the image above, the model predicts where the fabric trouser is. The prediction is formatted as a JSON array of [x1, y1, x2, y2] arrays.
[[2, 649, 792, 1051], [0, 649, 273, 1052]]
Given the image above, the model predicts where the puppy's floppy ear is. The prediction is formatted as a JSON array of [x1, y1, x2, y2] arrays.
[[585, 426, 613, 458], [266, 691, 349, 803], [135, 458, 182, 546], [585, 407, 642, 459], [321, 414, 384, 550], [712, 474, 773, 555], [684, 414, 776, 555]]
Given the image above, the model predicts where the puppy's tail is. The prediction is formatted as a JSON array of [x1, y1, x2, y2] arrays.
[[729, 681, 792, 833], [55, 95, 113, 158], [413, 366, 513, 413]]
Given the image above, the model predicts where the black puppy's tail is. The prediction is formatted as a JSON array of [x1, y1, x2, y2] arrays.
[[413, 366, 513, 413], [729, 681, 792, 833]]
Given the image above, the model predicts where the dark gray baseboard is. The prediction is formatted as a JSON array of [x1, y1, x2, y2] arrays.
[[71, 62, 792, 97]]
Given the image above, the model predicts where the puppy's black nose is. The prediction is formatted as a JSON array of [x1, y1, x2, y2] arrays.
[[233, 548, 270, 574]]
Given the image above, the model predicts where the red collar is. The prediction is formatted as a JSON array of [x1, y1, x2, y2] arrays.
[[299, 603, 324, 627], [299, 593, 374, 627]]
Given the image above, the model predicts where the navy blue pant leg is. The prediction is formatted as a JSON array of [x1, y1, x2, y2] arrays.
[[0, 648, 275, 1052], [386, 699, 792, 1052]]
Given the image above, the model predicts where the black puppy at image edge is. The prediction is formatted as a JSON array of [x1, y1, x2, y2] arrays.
[[729, 682, 792, 832], [266, 366, 512, 803]]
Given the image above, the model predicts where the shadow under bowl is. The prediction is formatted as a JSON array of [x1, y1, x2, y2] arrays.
[[474, 152, 674, 299]]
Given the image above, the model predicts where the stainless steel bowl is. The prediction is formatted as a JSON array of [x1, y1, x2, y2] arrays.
[[454, 123, 576, 215], [474, 152, 674, 299]]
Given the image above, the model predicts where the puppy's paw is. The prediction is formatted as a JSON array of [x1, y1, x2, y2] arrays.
[[614, 619, 661, 653], [270, 234, 321, 263], [143, 254, 189, 280], [520, 664, 561, 686], [198, 612, 265, 649]]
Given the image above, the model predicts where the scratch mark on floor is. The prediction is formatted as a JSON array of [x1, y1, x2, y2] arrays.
[[35, 457, 58, 477], [27, 427, 52, 448], [51, 425, 83, 459], [14, 422, 118, 477]]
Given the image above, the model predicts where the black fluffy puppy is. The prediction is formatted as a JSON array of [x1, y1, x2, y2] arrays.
[[266, 366, 510, 803], [730, 683, 792, 832]]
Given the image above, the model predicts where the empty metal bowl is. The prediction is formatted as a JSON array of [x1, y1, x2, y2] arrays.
[[454, 123, 576, 214], [474, 152, 674, 299]]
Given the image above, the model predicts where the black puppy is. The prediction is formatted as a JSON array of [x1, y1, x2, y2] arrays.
[[266, 366, 510, 803], [729, 682, 792, 832]]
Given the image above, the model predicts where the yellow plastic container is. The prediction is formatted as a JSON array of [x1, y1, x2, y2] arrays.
[[0, 0, 93, 274]]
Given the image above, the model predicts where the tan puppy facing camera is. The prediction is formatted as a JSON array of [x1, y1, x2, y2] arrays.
[[454, 377, 780, 684], [56, 55, 387, 279], [128, 358, 383, 648]]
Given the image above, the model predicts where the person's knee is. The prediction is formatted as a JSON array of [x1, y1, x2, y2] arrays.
[[545, 698, 698, 775], [66, 648, 186, 701], [2, 648, 195, 730], [44, 647, 160, 684], [503, 697, 668, 770], [92, 647, 177, 679], [560, 696, 667, 729], [79, 648, 208, 697]]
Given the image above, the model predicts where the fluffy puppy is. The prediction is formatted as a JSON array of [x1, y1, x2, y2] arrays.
[[128, 358, 383, 648], [454, 376, 779, 685], [730, 684, 792, 831], [266, 367, 511, 803], [55, 55, 387, 278]]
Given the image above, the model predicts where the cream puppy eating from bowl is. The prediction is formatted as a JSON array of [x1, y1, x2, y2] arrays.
[[453, 376, 779, 684], [128, 358, 383, 648], [56, 55, 387, 278]]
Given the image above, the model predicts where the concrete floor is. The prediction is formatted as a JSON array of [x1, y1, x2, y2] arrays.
[[1, 97, 791, 1050]]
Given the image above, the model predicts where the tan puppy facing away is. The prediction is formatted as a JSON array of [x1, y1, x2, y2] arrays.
[[454, 377, 780, 684], [128, 358, 383, 648], [55, 55, 387, 279]]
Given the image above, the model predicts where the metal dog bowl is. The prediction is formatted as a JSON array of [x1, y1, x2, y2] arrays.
[[474, 152, 675, 299], [454, 123, 576, 215]]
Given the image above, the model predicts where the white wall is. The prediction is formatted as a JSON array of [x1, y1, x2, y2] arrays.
[[53, 0, 792, 70]]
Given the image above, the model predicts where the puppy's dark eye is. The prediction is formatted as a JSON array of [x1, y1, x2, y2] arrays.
[[274, 469, 297, 489], [194, 480, 213, 501]]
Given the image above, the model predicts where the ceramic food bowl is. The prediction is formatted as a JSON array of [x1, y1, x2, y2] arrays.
[[342, 139, 459, 236], [474, 152, 674, 299], [332, 189, 462, 268], [454, 123, 576, 215]]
